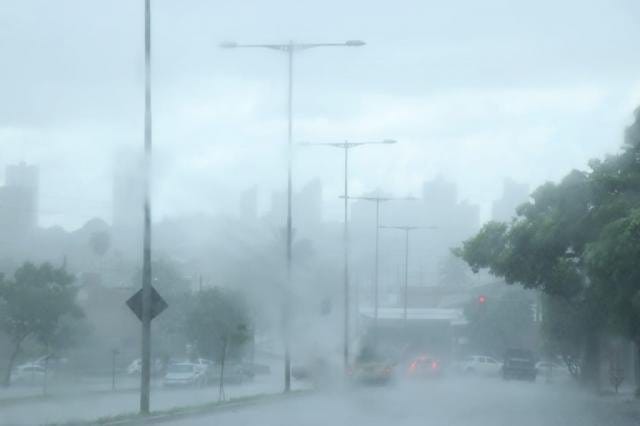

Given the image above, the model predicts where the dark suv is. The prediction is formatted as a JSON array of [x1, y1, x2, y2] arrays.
[[502, 349, 537, 381]]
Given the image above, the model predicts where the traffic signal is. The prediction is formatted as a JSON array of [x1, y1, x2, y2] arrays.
[[478, 295, 486, 304]]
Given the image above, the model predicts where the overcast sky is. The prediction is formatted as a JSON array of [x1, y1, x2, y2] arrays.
[[2, 0, 640, 229]]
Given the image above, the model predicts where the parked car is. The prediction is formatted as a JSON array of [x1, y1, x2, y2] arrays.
[[536, 361, 570, 381], [127, 359, 142, 375], [502, 349, 537, 381], [458, 355, 502, 376], [127, 358, 165, 375], [206, 362, 248, 384], [11, 364, 49, 385], [163, 362, 207, 387], [406, 355, 443, 379]]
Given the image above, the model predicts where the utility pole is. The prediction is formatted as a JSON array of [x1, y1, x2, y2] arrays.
[[140, 0, 153, 414]]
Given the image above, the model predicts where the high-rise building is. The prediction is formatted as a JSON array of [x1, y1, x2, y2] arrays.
[[492, 178, 529, 222], [266, 179, 323, 235], [0, 163, 39, 248]]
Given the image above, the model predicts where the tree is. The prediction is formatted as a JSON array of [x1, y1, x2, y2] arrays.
[[0, 262, 83, 386], [456, 107, 640, 389], [89, 231, 111, 257], [184, 287, 251, 400]]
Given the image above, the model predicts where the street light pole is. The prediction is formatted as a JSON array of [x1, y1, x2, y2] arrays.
[[221, 39, 364, 392], [284, 42, 293, 394], [140, 0, 153, 415], [300, 140, 396, 368], [380, 225, 437, 323]]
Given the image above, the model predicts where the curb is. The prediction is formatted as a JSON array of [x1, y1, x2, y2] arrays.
[[0, 386, 141, 407], [56, 389, 313, 426]]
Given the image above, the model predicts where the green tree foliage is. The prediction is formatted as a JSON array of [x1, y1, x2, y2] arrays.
[[457, 107, 640, 387], [185, 287, 251, 362], [88, 231, 111, 257], [0, 262, 84, 386], [184, 287, 251, 401]]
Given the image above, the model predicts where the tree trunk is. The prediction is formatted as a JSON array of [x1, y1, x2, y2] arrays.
[[3, 340, 22, 387], [634, 339, 640, 397], [218, 338, 228, 402], [581, 329, 601, 391]]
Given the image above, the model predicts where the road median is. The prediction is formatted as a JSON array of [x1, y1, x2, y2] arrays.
[[53, 389, 313, 426]]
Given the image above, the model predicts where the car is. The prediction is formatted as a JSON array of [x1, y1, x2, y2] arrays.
[[348, 360, 394, 384], [291, 358, 332, 382], [11, 364, 49, 385], [127, 359, 142, 375], [127, 358, 166, 376], [163, 362, 207, 387], [535, 361, 571, 381], [459, 355, 502, 376], [502, 349, 537, 381], [348, 348, 395, 385], [406, 355, 443, 378], [205, 362, 249, 384]]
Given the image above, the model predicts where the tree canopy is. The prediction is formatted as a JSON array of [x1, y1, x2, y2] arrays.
[[0, 262, 84, 386], [456, 107, 640, 384], [185, 287, 251, 363]]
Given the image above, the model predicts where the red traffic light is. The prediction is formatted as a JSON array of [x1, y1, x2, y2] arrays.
[[478, 295, 486, 304]]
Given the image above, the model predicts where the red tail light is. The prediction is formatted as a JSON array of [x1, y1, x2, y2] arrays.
[[431, 361, 438, 370]]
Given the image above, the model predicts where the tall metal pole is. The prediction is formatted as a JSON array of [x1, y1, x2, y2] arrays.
[[403, 229, 409, 323], [343, 145, 350, 368], [140, 0, 153, 414], [374, 199, 380, 333], [283, 42, 293, 393]]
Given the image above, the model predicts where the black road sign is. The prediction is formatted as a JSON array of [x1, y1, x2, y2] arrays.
[[126, 286, 168, 321]]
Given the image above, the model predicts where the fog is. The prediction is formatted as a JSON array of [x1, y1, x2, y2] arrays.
[[2, 0, 640, 425]]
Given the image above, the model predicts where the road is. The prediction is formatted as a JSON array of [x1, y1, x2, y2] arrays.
[[160, 377, 639, 426]]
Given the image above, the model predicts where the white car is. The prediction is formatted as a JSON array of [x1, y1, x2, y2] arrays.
[[127, 359, 142, 375], [163, 362, 207, 387], [11, 364, 49, 385], [459, 355, 502, 376]]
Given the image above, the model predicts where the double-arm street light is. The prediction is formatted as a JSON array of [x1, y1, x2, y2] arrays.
[[299, 140, 397, 367], [379, 225, 437, 323], [221, 39, 365, 392], [342, 194, 416, 336]]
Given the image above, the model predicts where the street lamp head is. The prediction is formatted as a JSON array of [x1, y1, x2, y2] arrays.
[[382, 139, 397, 144], [345, 40, 366, 47], [220, 41, 238, 49]]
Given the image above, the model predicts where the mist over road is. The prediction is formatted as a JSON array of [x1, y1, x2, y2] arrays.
[[161, 378, 638, 426]]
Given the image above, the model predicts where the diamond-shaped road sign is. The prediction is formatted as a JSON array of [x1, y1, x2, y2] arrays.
[[126, 286, 168, 321]]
